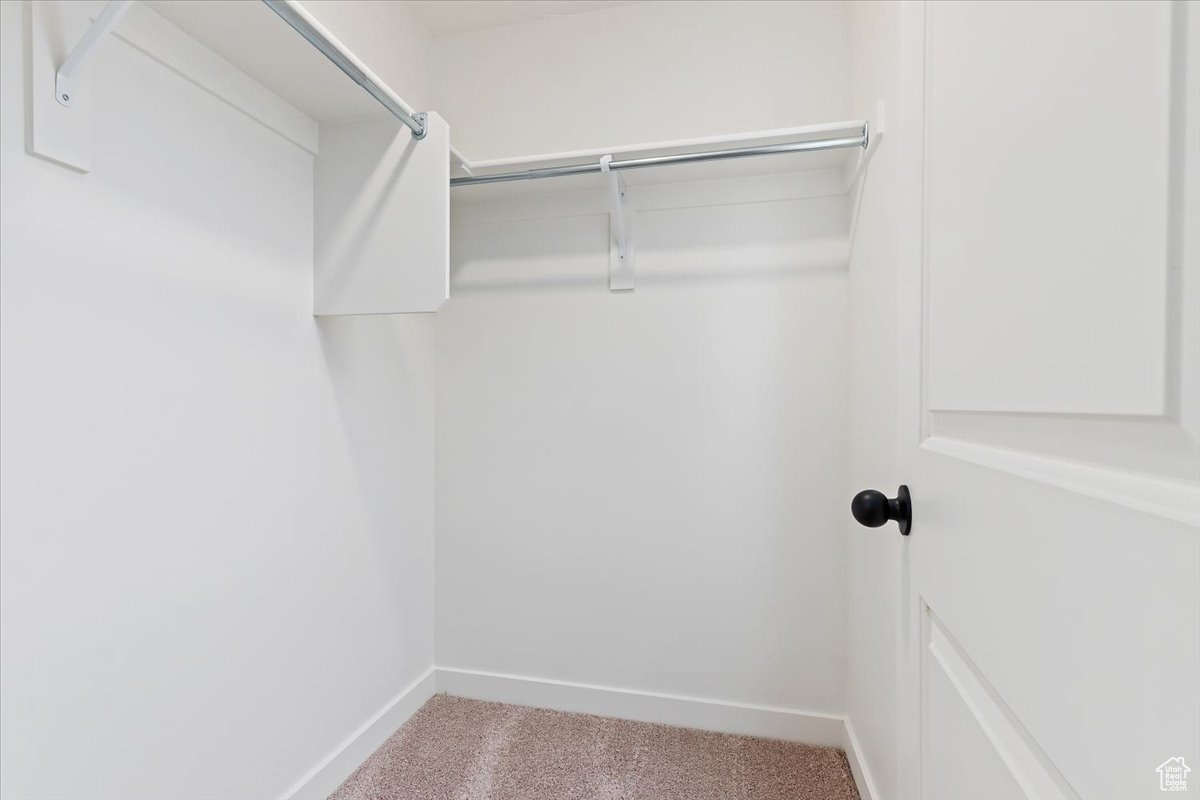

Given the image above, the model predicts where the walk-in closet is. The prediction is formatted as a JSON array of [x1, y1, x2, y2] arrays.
[[1, 2, 1197, 799]]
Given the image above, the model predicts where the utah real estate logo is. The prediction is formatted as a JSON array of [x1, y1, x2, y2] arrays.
[[1157, 757, 1190, 792]]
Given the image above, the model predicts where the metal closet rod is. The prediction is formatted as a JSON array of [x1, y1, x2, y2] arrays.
[[450, 126, 868, 187], [261, 0, 427, 139]]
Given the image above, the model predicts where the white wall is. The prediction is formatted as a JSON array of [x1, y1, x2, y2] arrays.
[[0, 4, 434, 798], [433, 0, 854, 715], [843, 2, 905, 797], [430, 0, 852, 160], [436, 189, 851, 714]]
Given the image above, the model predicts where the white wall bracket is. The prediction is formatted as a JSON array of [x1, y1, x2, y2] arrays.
[[600, 154, 635, 292], [55, 0, 132, 108]]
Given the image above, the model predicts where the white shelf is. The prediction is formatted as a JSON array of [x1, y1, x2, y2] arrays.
[[144, 0, 396, 126], [449, 119, 868, 198], [43, 1, 870, 306], [459, 120, 865, 171], [143, 1, 467, 181], [116, 0, 450, 315], [116, 3, 866, 197]]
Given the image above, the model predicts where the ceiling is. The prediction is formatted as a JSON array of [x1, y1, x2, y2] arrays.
[[406, 1, 633, 37]]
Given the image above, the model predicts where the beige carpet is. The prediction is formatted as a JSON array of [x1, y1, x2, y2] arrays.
[[330, 694, 860, 800]]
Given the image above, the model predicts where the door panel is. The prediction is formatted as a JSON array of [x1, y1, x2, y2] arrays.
[[922, 607, 1074, 800], [895, 1, 1200, 798], [924, 0, 1174, 416], [921, 0, 1198, 520], [924, 658, 1026, 800]]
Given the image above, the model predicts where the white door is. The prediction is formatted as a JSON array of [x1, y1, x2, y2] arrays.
[[889, 1, 1200, 798]]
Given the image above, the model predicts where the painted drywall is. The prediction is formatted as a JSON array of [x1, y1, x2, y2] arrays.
[[432, 0, 853, 720], [843, 2, 905, 797], [410, 1, 634, 38], [429, 0, 852, 160], [0, 3, 434, 798], [436, 184, 851, 714]]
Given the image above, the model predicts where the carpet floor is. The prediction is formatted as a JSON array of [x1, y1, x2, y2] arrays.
[[329, 694, 860, 800]]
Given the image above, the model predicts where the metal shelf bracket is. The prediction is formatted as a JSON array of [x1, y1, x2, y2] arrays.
[[55, 0, 132, 107], [600, 154, 635, 292]]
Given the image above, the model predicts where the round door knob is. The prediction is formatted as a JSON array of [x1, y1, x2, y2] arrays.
[[850, 485, 911, 535]]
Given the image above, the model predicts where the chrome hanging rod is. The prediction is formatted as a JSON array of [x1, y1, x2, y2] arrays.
[[450, 125, 867, 187], [261, 0, 427, 139]]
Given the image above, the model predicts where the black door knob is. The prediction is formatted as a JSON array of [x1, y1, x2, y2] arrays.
[[851, 485, 911, 535]]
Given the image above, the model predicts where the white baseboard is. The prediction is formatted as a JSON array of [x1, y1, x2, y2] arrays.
[[842, 717, 879, 800], [435, 666, 846, 747], [281, 666, 437, 800]]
